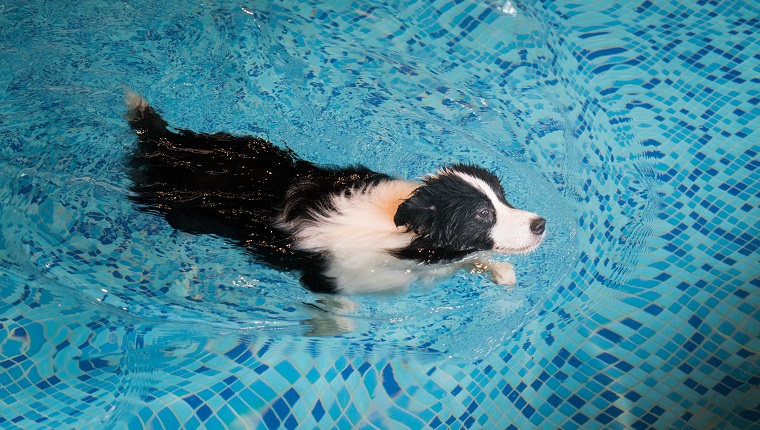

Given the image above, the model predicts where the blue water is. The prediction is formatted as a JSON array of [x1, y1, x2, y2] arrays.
[[1, 0, 758, 429]]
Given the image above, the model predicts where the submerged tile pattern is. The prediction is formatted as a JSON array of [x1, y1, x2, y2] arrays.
[[1, 0, 759, 429]]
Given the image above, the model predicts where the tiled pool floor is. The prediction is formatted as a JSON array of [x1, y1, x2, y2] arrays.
[[0, 0, 758, 428]]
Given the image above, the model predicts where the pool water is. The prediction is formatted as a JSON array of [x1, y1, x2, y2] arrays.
[[0, 0, 758, 428]]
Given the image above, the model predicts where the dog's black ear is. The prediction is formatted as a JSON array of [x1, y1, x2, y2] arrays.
[[394, 193, 436, 237]]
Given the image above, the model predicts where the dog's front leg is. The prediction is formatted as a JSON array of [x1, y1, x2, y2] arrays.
[[471, 258, 516, 286], [489, 261, 516, 286]]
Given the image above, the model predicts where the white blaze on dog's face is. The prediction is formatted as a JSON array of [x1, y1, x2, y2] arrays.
[[451, 169, 546, 254], [394, 164, 545, 254]]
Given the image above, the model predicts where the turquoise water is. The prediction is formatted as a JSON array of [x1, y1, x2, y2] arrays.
[[1, 0, 758, 428]]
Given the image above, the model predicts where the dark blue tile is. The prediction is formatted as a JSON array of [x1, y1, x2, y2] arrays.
[[262, 408, 280, 430], [381, 364, 401, 398], [568, 394, 585, 409], [597, 328, 623, 343], [196, 405, 212, 422], [312, 400, 325, 422]]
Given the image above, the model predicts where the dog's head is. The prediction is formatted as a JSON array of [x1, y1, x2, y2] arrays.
[[394, 164, 545, 253]]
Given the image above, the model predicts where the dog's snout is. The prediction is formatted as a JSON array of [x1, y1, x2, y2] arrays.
[[530, 217, 546, 235]]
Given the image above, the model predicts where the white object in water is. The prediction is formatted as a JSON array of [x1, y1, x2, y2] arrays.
[[502, 0, 518, 16]]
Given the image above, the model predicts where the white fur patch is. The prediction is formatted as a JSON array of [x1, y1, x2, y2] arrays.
[[279, 180, 429, 294]]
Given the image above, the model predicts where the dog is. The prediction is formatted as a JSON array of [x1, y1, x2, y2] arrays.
[[124, 91, 546, 295]]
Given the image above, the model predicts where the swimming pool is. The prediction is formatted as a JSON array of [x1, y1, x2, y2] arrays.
[[0, 0, 758, 428]]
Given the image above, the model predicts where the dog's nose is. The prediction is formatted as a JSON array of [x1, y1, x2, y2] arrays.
[[530, 217, 546, 235]]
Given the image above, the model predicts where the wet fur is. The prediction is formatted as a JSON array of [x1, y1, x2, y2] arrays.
[[125, 92, 545, 294]]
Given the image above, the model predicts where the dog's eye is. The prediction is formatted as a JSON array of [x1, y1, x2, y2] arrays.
[[475, 207, 494, 221]]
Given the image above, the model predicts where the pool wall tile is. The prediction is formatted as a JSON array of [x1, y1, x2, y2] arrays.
[[1, 0, 759, 429]]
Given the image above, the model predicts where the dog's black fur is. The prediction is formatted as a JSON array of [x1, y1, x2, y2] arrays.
[[126, 101, 398, 293]]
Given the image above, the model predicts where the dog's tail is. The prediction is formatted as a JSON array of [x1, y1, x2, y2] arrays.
[[122, 88, 307, 250], [123, 88, 171, 143]]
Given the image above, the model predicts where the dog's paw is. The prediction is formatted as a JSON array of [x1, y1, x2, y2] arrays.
[[302, 296, 359, 337], [490, 261, 516, 286], [316, 295, 360, 313]]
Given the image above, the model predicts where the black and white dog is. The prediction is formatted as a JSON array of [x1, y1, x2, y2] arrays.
[[125, 92, 546, 295]]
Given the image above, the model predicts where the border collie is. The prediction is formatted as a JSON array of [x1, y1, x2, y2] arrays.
[[124, 91, 546, 295]]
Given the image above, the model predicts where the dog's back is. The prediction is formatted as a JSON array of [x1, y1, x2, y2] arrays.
[[125, 93, 308, 269], [126, 92, 297, 220], [124, 92, 392, 292]]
